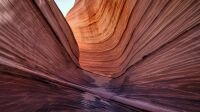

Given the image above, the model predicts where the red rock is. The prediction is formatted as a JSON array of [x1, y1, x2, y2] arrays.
[[0, 0, 199, 112]]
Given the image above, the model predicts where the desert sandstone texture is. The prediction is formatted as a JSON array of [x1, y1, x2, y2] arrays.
[[0, 0, 200, 112]]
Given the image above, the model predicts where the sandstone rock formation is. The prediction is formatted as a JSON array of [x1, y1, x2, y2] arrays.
[[0, 0, 200, 112], [67, 0, 200, 77]]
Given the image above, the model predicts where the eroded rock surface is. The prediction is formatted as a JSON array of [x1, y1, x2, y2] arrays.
[[0, 0, 200, 112]]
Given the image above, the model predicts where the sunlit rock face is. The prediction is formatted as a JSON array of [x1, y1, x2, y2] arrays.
[[67, 0, 200, 77], [0, 0, 200, 112]]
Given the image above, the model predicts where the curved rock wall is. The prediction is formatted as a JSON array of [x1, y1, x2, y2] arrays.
[[67, 0, 200, 77], [0, 0, 86, 84]]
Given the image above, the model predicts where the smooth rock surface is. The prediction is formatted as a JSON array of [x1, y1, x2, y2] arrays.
[[67, 0, 200, 77], [0, 0, 200, 112]]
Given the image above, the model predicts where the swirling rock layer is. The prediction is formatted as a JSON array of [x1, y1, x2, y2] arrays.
[[67, 0, 200, 77], [0, 0, 200, 112]]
